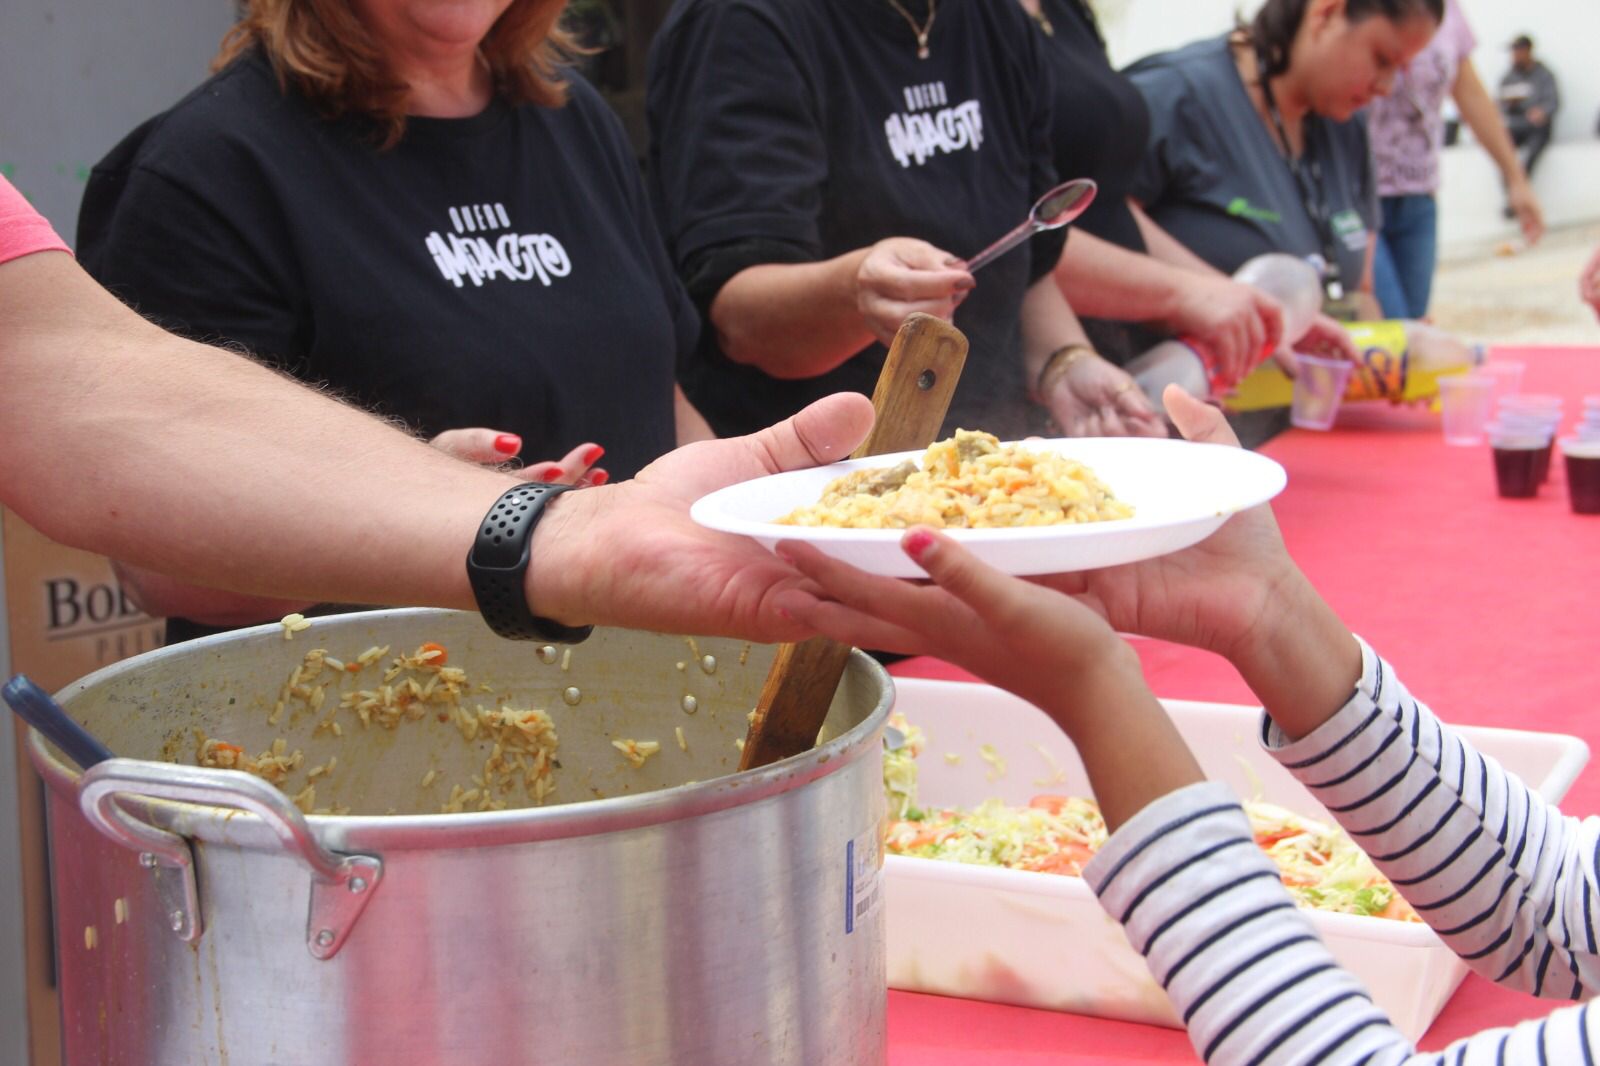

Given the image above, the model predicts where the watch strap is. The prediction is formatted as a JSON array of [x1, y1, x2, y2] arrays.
[[466, 483, 593, 644]]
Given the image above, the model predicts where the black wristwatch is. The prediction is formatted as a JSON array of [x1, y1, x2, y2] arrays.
[[466, 483, 593, 644]]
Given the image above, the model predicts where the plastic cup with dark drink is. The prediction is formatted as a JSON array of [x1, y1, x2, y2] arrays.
[[1561, 439, 1600, 515], [1497, 412, 1560, 484], [1488, 424, 1549, 499]]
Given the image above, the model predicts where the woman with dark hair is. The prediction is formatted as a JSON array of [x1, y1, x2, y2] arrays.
[[1019, 0, 1359, 386], [1124, 0, 1443, 321], [77, 0, 709, 641]]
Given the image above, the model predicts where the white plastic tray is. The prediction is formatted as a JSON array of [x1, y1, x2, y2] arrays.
[[886, 678, 1591, 1041]]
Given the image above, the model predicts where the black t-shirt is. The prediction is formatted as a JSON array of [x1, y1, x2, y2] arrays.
[[1036, 0, 1149, 254], [647, 0, 1065, 440], [1032, 0, 1155, 365], [79, 49, 694, 482]]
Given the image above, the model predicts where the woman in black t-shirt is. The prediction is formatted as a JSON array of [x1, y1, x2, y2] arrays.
[[646, 0, 1166, 443], [79, 0, 708, 641]]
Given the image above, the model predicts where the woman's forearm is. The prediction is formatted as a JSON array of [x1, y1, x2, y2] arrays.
[[1020, 273, 1092, 386], [708, 252, 874, 379], [674, 385, 715, 445], [1054, 228, 1194, 324], [1130, 201, 1224, 276], [1455, 58, 1530, 186]]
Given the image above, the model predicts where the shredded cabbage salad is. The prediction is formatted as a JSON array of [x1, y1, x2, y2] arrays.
[[883, 714, 1419, 922]]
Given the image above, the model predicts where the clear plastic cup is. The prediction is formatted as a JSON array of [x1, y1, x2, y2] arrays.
[[1477, 361, 1525, 404], [1496, 411, 1561, 435], [1439, 373, 1495, 445], [1290, 355, 1353, 431], [1499, 394, 1564, 415]]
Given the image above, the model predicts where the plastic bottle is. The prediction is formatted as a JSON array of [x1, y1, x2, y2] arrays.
[[1343, 320, 1484, 402], [1232, 254, 1322, 348], [1226, 320, 1485, 411], [1128, 253, 1324, 402]]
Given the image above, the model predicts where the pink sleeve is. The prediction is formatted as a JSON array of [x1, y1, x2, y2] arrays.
[[0, 175, 71, 266], [1444, 0, 1477, 62]]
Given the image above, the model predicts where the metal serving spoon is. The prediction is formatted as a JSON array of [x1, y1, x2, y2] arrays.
[[961, 178, 1098, 274]]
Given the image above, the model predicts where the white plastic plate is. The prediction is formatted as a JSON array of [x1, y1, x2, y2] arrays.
[[886, 678, 1591, 1041], [690, 437, 1287, 577]]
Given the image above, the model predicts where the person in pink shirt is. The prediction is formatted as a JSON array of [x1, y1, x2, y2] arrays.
[[0, 175, 868, 645], [1366, 0, 1543, 319]]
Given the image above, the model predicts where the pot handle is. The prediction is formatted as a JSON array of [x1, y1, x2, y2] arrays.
[[78, 758, 383, 960]]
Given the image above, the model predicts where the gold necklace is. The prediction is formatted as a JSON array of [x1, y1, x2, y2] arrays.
[[882, 0, 937, 59], [1019, 0, 1054, 36]]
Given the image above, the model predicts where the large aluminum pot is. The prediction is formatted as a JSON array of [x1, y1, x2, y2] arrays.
[[30, 608, 893, 1065]]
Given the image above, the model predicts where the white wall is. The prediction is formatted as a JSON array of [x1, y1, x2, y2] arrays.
[[0, 4, 239, 1060], [1094, 0, 1600, 256]]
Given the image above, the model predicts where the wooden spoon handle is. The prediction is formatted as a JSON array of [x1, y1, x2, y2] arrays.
[[739, 313, 969, 770]]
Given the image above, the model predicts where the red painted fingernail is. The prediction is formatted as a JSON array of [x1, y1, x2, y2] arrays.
[[904, 529, 935, 562], [494, 433, 521, 455], [585, 445, 605, 465], [537, 464, 563, 480], [589, 469, 609, 486]]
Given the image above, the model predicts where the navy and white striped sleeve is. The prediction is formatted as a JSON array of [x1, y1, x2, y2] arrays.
[[1264, 637, 1600, 1000], [1084, 782, 1600, 1064]]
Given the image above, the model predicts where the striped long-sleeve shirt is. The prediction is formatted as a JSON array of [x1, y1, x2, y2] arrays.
[[1082, 638, 1600, 1063]]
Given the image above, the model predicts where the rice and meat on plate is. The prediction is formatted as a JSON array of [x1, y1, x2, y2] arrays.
[[777, 430, 1132, 529]]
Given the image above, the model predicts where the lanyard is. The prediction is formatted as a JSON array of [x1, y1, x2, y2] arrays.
[[1256, 49, 1346, 302]]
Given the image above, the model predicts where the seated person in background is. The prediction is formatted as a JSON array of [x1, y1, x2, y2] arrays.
[[646, 0, 1166, 442], [78, 0, 709, 641], [779, 386, 1600, 1064], [1, 181, 872, 647], [1367, 0, 1543, 320], [1021, 0, 1356, 387], [1124, 0, 1443, 323], [1498, 34, 1560, 183]]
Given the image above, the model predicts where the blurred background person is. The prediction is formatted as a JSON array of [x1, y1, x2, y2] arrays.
[[77, 0, 709, 642], [1367, 0, 1545, 320], [1498, 33, 1561, 191], [1123, 0, 1444, 323]]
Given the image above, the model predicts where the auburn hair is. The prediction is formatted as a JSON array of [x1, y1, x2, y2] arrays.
[[213, 0, 578, 148]]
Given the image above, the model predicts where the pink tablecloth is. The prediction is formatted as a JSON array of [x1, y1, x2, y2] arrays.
[[887, 345, 1600, 1064]]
